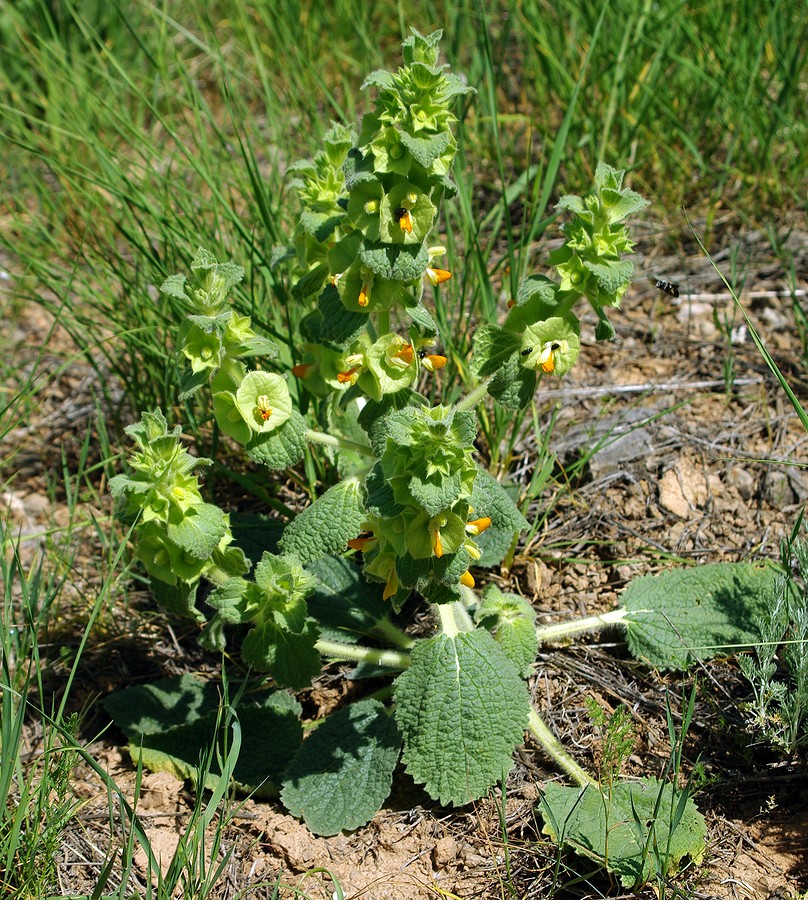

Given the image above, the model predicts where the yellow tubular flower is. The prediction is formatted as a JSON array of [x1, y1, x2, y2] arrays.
[[538, 341, 561, 374], [348, 535, 376, 552], [426, 267, 452, 286], [337, 365, 361, 385], [394, 206, 414, 234], [465, 517, 492, 536], [395, 343, 415, 364], [460, 570, 475, 588], [291, 363, 314, 378], [255, 395, 272, 421], [419, 350, 447, 373], [358, 282, 371, 307]]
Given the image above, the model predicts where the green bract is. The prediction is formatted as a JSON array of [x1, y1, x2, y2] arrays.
[[549, 162, 649, 310], [358, 333, 417, 401], [109, 409, 208, 523], [214, 372, 292, 444]]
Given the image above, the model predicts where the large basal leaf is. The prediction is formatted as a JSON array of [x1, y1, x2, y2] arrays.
[[103, 676, 303, 798], [540, 778, 706, 889], [394, 630, 529, 806], [281, 699, 401, 835], [622, 562, 780, 670], [278, 477, 365, 565]]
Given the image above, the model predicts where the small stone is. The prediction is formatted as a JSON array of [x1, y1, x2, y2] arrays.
[[658, 459, 708, 518], [432, 836, 458, 869], [762, 471, 795, 508], [727, 465, 756, 500]]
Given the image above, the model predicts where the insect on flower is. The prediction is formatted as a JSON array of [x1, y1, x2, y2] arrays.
[[418, 348, 447, 372], [393, 206, 413, 234], [650, 276, 680, 298]]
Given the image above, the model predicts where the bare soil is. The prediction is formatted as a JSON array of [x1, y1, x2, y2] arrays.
[[3, 219, 808, 898]]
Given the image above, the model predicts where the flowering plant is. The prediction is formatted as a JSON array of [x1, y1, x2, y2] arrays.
[[110, 32, 702, 859]]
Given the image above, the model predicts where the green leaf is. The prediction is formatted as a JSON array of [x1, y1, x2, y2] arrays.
[[398, 130, 452, 169], [540, 778, 706, 889], [474, 524, 514, 568], [364, 464, 405, 517], [150, 577, 204, 622], [583, 258, 634, 297], [229, 513, 284, 564], [281, 699, 401, 835], [470, 324, 535, 409], [166, 503, 229, 560], [246, 410, 308, 469], [102, 674, 222, 735], [104, 676, 302, 798], [315, 283, 367, 345], [178, 367, 211, 401], [241, 617, 322, 690], [407, 303, 437, 334], [622, 562, 781, 671], [470, 467, 529, 533], [357, 241, 429, 281], [475, 585, 538, 678], [306, 555, 388, 644], [394, 630, 530, 805], [279, 477, 366, 565]]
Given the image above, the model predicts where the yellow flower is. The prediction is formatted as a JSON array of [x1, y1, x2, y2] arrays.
[[465, 517, 492, 536], [537, 341, 562, 374], [426, 266, 452, 286], [459, 570, 475, 588], [255, 395, 273, 421], [419, 350, 447, 373]]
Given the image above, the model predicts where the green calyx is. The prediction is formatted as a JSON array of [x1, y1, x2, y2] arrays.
[[213, 371, 292, 444], [519, 316, 581, 378]]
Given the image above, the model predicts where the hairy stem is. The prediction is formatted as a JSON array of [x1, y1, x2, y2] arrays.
[[316, 638, 411, 671], [371, 616, 415, 649], [304, 429, 374, 458], [453, 375, 494, 414], [436, 602, 459, 638], [536, 608, 630, 644], [528, 708, 596, 787]]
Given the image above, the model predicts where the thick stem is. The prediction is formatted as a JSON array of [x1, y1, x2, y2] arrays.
[[315, 638, 411, 671], [304, 429, 374, 458], [436, 602, 462, 638], [453, 375, 494, 414], [371, 616, 415, 650], [376, 307, 391, 336], [535, 608, 630, 644], [528, 708, 595, 787]]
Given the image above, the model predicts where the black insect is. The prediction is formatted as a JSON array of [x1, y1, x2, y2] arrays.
[[393, 206, 408, 221], [651, 277, 680, 298], [520, 347, 533, 357]]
